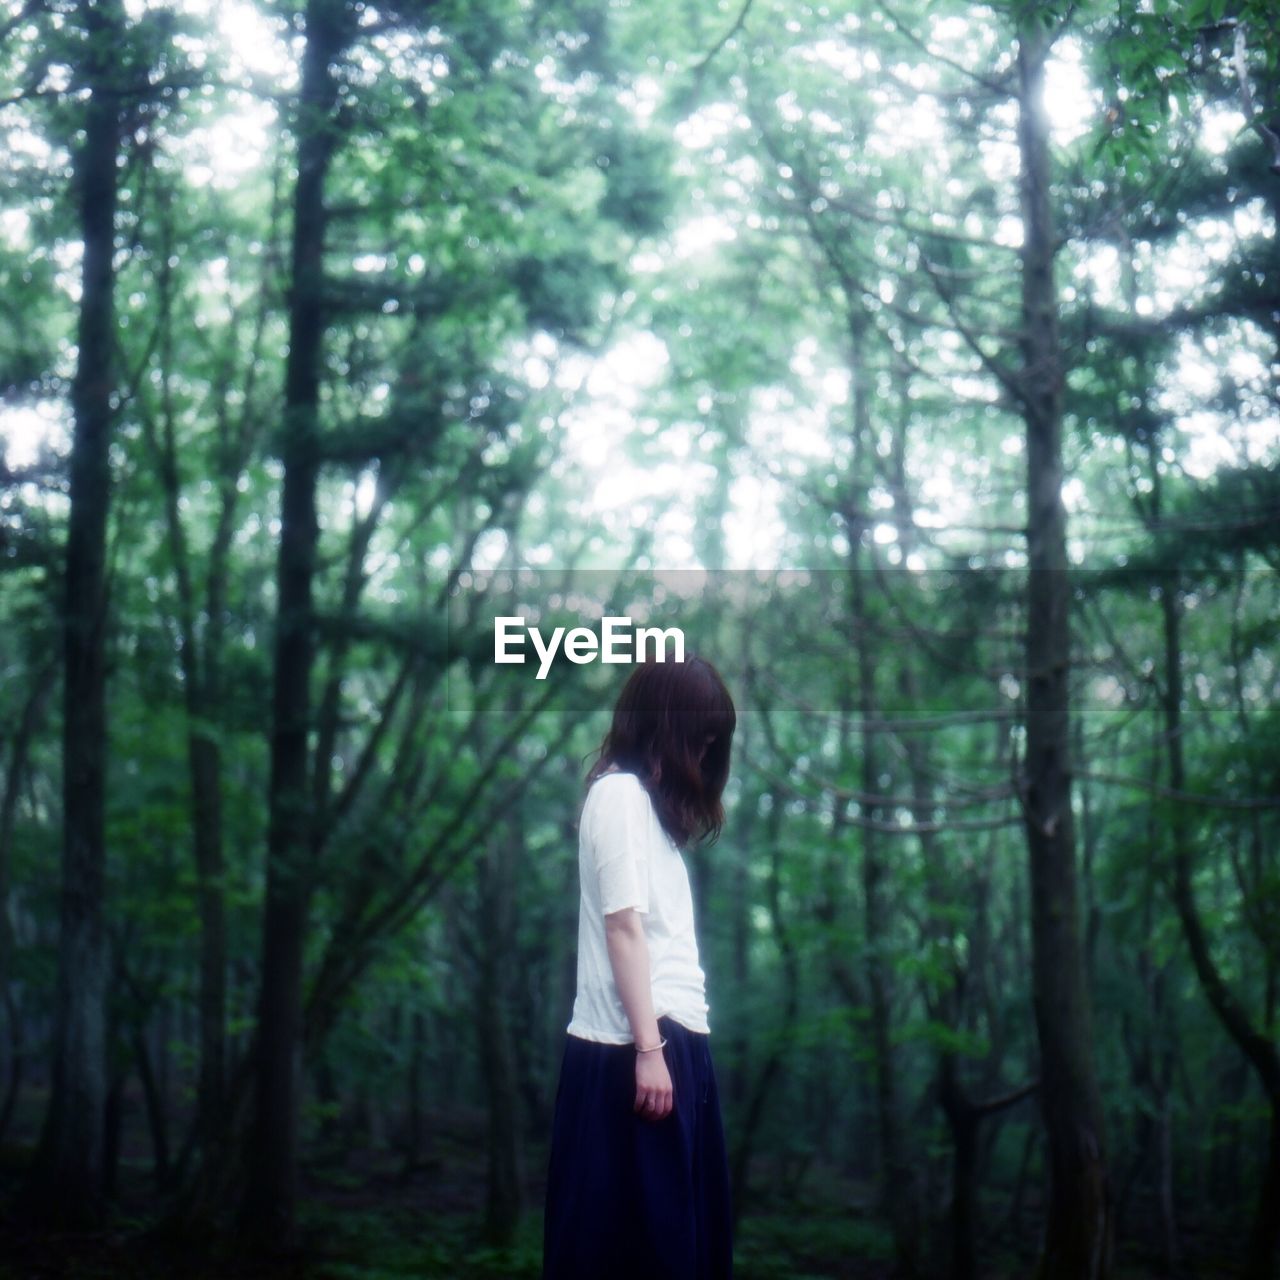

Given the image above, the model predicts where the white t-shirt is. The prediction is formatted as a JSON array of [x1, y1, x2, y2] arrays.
[[566, 770, 711, 1043]]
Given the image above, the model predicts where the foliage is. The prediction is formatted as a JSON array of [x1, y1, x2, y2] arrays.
[[0, 0, 1276, 1272]]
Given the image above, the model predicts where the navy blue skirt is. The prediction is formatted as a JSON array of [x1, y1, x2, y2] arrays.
[[542, 1015, 734, 1279]]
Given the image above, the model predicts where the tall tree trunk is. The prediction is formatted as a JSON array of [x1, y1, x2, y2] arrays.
[[22, 0, 126, 1228], [728, 792, 794, 1227], [101, 1059, 127, 1205], [727, 649, 755, 1120], [938, 1060, 980, 1280], [238, 0, 348, 1250], [147, 221, 231, 1172], [401, 1007, 428, 1176], [478, 826, 523, 1246], [1015, 19, 1113, 1280], [844, 316, 918, 1276], [131, 1020, 171, 1187], [0, 654, 56, 1145]]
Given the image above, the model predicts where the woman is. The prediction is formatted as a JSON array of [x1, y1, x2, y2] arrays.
[[542, 656, 737, 1280]]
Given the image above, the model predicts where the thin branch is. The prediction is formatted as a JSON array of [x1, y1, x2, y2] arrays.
[[877, 1, 1014, 97], [744, 750, 1020, 832], [916, 250, 1025, 407], [757, 670, 1021, 733], [0, 85, 65, 108], [689, 0, 755, 77], [1075, 768, 1280, 811], [973, 1077, 1039, 1117], [1232, 22, 1280, 174]]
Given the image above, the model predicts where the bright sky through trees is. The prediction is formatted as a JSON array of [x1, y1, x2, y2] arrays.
[[1, 0, 1274, 571]]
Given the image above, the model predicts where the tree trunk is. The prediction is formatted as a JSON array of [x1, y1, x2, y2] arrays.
[[101, 1061, 128, 1205], [0, 654, 55, 1146], [400, 1007, 428, 1177], [147, 227, 233, 1179], [727, 653, 755, 1120], [132, 1021, 171, 1187], [1157, 1086, 1179, 1276], [846, 316, 918, 1276], [728, 794, 794, 1227], [478, 825, 523, 1246], [817, 310, 919, 1273], [21, 0, 126, 1229], [189, 712, 229, 1158], [238, 0, 348, 1251], [1015, 19, 1113, 1280], [936, 1056, 978, 1280], [1006, 1123, 1037, 1248]]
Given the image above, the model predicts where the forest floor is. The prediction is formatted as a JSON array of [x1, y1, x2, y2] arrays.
[[0, 1100, 1251, 1279]]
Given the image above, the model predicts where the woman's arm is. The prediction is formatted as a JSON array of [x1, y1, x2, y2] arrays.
[[605, 908, 673, 1121]]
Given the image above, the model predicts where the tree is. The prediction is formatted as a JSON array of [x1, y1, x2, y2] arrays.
[[1013, 9, 1114, 1275], [23, 0, 136, 1228]]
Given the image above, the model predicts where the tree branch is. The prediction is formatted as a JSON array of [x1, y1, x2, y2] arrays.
[[1075, 768, 1280, 811], [877, 1, 1014, 97], [689, 0, 755, 77], [1232, 22, 1280, 174]]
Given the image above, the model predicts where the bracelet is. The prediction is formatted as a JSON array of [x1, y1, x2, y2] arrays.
[[636, 1036, 668, 1053]]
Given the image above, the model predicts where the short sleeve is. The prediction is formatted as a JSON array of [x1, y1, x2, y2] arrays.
[[586, 775, 651, 916]]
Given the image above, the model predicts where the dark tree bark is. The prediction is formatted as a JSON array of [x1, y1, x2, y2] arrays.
[[1014, 18, 1113, 1280], [238, 0, 352, 1251], [839, 315, 919, 1276], [143, 219, 234, 1175], [477, 825, 523, 1246], [101, 1058, 128, 1205], [1114, 728, 1182, 1275], [0, 653, 56, 1145], [131, 1020, 171, 1187], [727, 786, 795, 1227], [400, 1007, 429, 1176], [21, 0, 127, 1228]]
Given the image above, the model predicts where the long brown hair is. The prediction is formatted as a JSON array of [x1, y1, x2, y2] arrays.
[[585, 656, 736, 849]]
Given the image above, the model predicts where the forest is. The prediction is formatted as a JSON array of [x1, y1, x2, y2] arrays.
[[1, 0, 1278, 1277]]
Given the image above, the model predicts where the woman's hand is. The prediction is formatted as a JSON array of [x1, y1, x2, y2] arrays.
[[602, 908, 675, 1122], [635, 1049, 673, 1121]]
